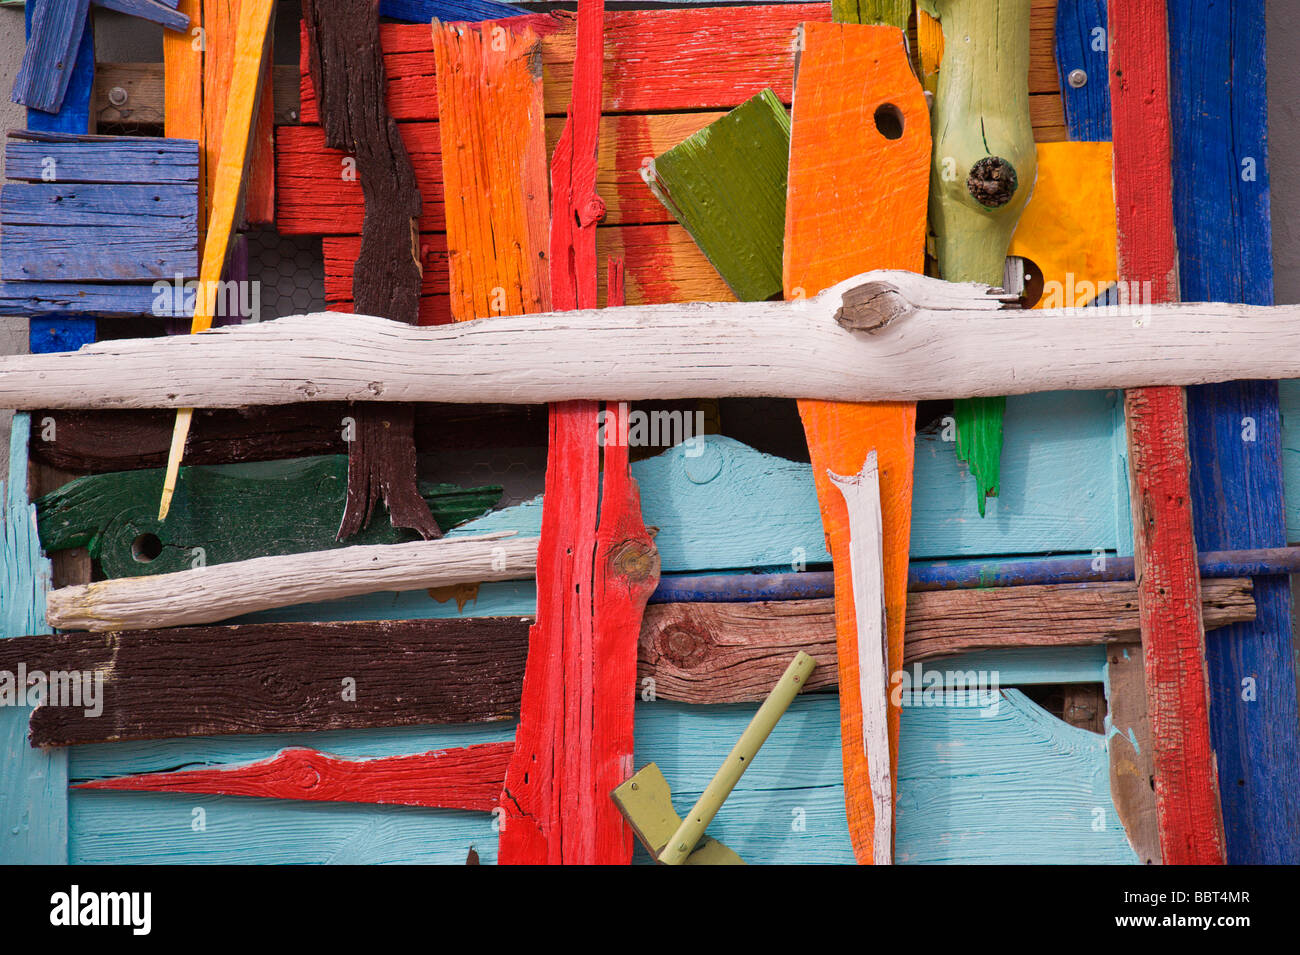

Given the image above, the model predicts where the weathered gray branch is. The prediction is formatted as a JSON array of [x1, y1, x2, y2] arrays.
[[3, 272, 1298, 409]]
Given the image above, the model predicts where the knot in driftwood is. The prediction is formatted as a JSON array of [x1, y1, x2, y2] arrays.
[[966, 156, 1019, 208], [834, 280, 914, 332], [610, 538, 661, 585], [657, 623, 712, 670]]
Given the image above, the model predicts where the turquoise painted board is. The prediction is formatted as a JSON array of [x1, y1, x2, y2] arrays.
[[0, 413, 68, 864], [1282, 380, 1299, 543], [66, 693, 1130, 864]]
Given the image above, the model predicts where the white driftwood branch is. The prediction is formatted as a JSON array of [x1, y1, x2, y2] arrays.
[[829, 450, 893, 867], [2, 271, 1299, 409], [46, 532, 540, 631]]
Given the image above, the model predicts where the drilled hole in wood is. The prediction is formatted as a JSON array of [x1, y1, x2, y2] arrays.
[[1017, 256, 1045, 308], [131, 533, 163, 564], [874, 102, 905, 140]]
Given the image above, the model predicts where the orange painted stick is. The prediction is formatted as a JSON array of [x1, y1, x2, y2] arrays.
[[782, 21, 930, 865]]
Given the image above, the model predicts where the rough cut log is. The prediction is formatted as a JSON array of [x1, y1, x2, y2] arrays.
[[638, 578, 1257, 705], [7, 272, 1300, 409], [46, 532, 539, 631]]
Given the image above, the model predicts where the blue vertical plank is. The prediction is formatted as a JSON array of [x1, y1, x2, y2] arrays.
[[1054, 0, 1111, 141], [1168, 0, 1300, 863], [13, 0, 91, 114], [25, 3, 97, 352], [0, 415, 68, 864], [378, 0, 521, 22]]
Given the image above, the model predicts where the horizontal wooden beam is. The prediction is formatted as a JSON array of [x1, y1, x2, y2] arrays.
[[4, 273, 1299, 409], [0, 617, 531, 746], [46, 532, 539, 631], [641, 578, 1256, 704], [5, 576, 1253, 744]]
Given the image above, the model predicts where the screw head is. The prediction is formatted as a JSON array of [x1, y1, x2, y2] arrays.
[[108, 86, 129, 107], [1068, 69, 1088, 89]]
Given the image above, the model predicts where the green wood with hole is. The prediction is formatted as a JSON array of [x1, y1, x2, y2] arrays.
[[36, 455, 502, 579]]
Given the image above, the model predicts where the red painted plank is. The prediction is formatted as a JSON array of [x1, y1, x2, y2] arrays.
[[1108, 0, 1226, 864], [74, 743, 513, 812]]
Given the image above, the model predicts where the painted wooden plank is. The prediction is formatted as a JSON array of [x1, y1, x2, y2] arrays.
[[926, 0, 1037, 514], [0, 226, 197, 283], [13, 281, 1300, 402], [433, 20, 551, 322], [1054, 0, 1110, 141], [4, 134, 200, 184], [27, 405, 546, 473], [159, 0, 275, 521], [94, 0, 189, 29], [0, 284, 177, 319], [12, 0, 90, 114], [1105, 641, 1160, 863], [1284, 380, 1300, 544], [74, 742, 514, 813], [639, 579, 1254, 705], [642, 89, 789, 302], [300, 0, 438, 543], [0, 617, 531, 746], [0, 414, 67, 864], [832, 0, 908, 28], [26, 318, 97, 353], [1109, 0, 1225, 865], [1168, 0, 1300, 864], [35, 456, 499, 579], [164, 0, 205, 236], [46, 532, 536, 631], [24, 0, 94, 134], [780, 21, 923, 867], [382, 0, 520, 20]]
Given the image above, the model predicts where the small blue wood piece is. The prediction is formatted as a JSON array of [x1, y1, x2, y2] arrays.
[[25, 0, 94, 134], [0, 282, 181, 319], [93, 0, 189, 30], [1168, 0, 1300, 864], [379, 0, 522, 23], [0, 414, 68, 864], [28, 317, 96, 354], [13, 0, 92, 115], [1054, 0, 1110, 142]]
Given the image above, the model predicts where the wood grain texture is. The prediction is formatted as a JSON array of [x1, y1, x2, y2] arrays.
[[4, 132, 200, 184], [0, 618, 531, 746], [1168, 0, 1300, 865], [433, 20, 551, 322], [643, 88, 789, 302], [1109, 0, 1225, 865], [781, 21, 929, 865], [24, 0, 94, 135], [35, 455, 500, 579], [638, 579, 1255, 705], [14, 273, 1300, 407], [12, 0, 90, 114], [1106, 642, 1161, 864], [46, 532, 537, 631], [1055, 0, 1110, 141], [166, 0, 205, 236], [27, 404, 547, 474], [74, 742, 514, 812], [828, 452, 891, 864], [303, 0, 438, 542], [925, 0, 1038, 512], [1, 415, 68, 864]]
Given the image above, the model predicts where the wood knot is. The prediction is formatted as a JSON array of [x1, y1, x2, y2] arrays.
[[967, 156, 1019, 208], [657, 624, 711, 669], [611, 539, 661, 585], [834, 281, 913, 332]]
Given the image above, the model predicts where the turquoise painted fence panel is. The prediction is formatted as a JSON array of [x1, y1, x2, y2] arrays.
[[1282, 380, 1299, 543], [1, 413, 68, 864]]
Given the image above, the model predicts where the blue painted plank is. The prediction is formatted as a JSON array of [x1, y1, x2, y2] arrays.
[[380, 0, 521, 22], [0, 282, 177, 319], [0, 414, 68, 864], [94, 0, 188, 29], [1, 182, 198, 228], [1283, 380, 1300, 543], [1168, 0, 1300, 864], [1054, 0, 1110, 141], [0, 223, 198, 282], [25, 0, 93, 134], [13, 0, 91, 115], [4, 136, 200, 185]]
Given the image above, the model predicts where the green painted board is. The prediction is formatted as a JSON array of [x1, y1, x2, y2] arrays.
[[832, 0, 910, 28], [35, 455, 502, 578], [643, 88, 791, 302]]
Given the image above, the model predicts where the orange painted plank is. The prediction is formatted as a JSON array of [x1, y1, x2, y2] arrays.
[[433, 21, 551, 322], [165, 0, 205, 240], [782, 22, 930, 865]]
